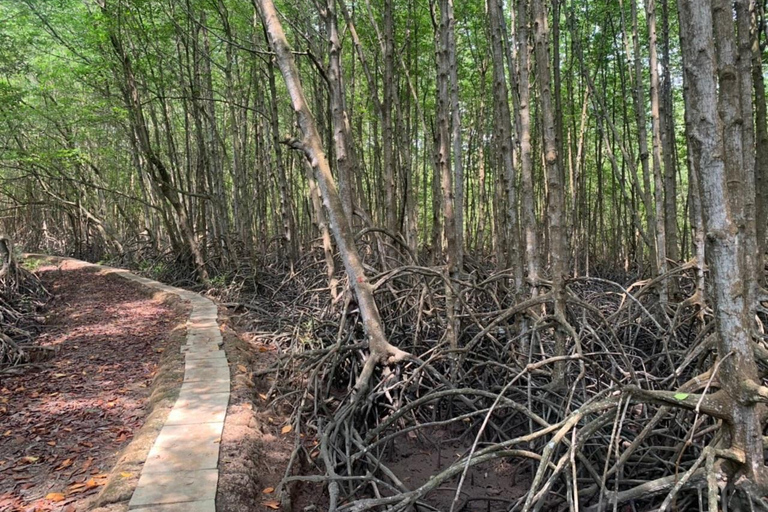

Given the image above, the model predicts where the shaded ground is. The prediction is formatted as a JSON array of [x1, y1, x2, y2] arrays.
[[0, 260, 186, 512]]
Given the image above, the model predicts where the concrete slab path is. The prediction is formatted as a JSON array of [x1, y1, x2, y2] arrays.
[[46, 260, 228, 512], [112, 269, 228, 512]]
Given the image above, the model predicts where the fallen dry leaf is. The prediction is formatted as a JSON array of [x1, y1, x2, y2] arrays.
[[280, 425, 292, 434], [262, 487, 275, 494], [57, 458, 73, 470], [120, 471, 133, 478], [263, 500, 281, 509], [45, 492, 66, 502], [237, 364, 247, 372], [68, 483, 87, 493]]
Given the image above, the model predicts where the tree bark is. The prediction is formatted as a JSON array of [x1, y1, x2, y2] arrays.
[[678, 0, 768, 495], [531, 0, 568, 382], [645, 0, 668, 302], [488, 0, 522, 293], [516, 0, 539, 290]]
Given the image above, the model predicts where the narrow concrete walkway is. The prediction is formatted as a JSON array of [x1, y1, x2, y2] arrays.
[[56, 261, 227, 512]]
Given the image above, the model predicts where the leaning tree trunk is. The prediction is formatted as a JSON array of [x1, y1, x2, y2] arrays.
[[256, 0, 408, 395]]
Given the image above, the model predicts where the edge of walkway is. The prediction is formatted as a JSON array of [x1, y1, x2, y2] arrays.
[[26, 255, 228, 512]]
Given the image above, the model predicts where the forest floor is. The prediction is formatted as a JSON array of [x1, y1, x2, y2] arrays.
[[0, 258, 532, 512], [0, 260, 187, 512]]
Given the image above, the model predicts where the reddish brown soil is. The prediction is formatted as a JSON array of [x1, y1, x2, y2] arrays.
[[0, 260, 186, 512], [216, 309, 301, 512]]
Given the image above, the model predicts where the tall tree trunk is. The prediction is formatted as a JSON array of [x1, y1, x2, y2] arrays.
[[267, 57, 298, 263], [488, 0, 522, 293], [631, 0, 658, 274], [678, 0, 768, 497], [434, 0, 460, 358], [325, 0, 356, 225], [531, 0, 568, 382], [446, 0, 463, 271], [516, 0, 539, 291], [645, 0, 668, 302], [382, 0, 398, 239], [659, 0, 679, 263]]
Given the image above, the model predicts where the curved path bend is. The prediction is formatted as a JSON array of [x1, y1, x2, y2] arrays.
[[43, 258, 228, 512]]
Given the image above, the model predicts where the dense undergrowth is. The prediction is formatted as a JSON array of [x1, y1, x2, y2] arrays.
[[0, 250, 50, 372], [250, 251, 720, 511], [126, 245, 732, 511]]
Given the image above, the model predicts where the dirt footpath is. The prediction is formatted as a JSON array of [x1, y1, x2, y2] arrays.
[[0, 259, 187, 512]]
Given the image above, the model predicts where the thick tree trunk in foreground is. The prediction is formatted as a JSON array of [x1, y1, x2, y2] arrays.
[[679, 0, 768, 498], [256, 0, 408, 393]]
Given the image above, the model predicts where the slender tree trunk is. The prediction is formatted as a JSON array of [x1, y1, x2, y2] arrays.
[[516, 0, 539, 291], [267, 57, 298, 263], [659, 0, 679, 263], [382, 0, 398, 239], [325, 1, 356, 225], [645, 0, 668, 302], [446, 0, 463, 271], [631, 0, 658, 274], [434, 0, 460, 357], [531, 0, 568, 382], [488, 0, 522, 293]]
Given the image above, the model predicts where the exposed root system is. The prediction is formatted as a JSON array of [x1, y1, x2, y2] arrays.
[[0, 247, 50, 371], [231, 249, 761, 511]]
